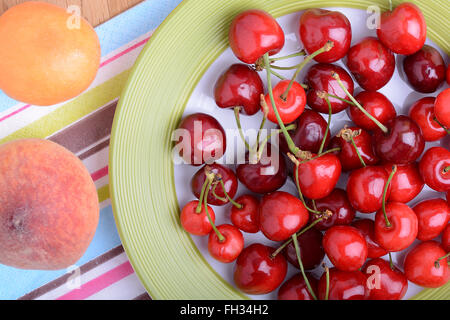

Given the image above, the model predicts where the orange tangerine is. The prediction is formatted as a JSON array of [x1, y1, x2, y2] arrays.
[[0, 1, 101, 106]]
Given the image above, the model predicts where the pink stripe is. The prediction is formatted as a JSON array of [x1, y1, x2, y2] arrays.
[[0, 104, 31, 122], [56, 262, 134, 300], [91, 166, 108, 181]]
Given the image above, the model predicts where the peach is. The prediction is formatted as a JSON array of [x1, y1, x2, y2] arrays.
[[0, 139, 99, 270]]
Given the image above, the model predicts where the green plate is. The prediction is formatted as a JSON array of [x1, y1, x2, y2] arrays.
[[110, 0, 450, 300]]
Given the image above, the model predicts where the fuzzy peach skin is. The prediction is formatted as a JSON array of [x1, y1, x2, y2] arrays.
[[0, 139, 99, 270]]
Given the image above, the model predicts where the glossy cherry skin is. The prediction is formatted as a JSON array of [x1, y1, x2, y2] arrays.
[[330, 127, 379, 172], [349, 91, 396, 132], [318, 268, 369, 300], [323, 225, 368, 271], [305, 63, 354, 114], [346, 37, 395, 91], [277, 273, 318, 300], [347, 166, 390, 213], [279, 109, 331, 154], [441, 224, 450, 252], [259, 191, 308, 241], [230, 194, 259, 233], [264, 80, 306, 124], [434, 88, 450, 128], [208, 224, 244, 263], [176, 113, 226, 166], [191, 163, 238, 206], [310, 188, 356, 231], [362, 258, 408, 300], [180, 201, 215, 236], [374, 202, 418, 252], [409, 97, 446, 141], [419, 147, 450, 192], [236, 143, 287, 194], [377, 2, 426, 55], [352, 219, 388, 259], [383, 162, 424, 203], [403, 45, 446, 93], [283, 228, 325, 270], [299, 9, 351, 63], [373, 115, 425, 165], [229, 10, 285, 64], [214, 64, 264, 115], [296, 153, 341, 200], [404, 241, 449, 288], [413, 199, 450, 241], [233, 243, 288, 295]]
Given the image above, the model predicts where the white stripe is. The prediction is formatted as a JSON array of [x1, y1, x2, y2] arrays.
[[85, 273, 146, 300]]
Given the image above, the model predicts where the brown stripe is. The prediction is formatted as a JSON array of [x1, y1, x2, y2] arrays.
[[133, 293, 152, 300], [78, 138, 110, 160], [19, 245, 125, 300]]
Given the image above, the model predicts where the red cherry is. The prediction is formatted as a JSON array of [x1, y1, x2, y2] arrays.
[[362, 258, 408, 300], [377, 2, 426, 55], [374, 202, 418, 252], [236, 143, 288, 194], [441, 224, 450, 252], [330, 127, 379, 172], [299, 9, 351, 63], [229, 10, 285, 64], [264, 80, 306, 124], [419, 147, 450, 192], [347, 166, 390, 213], [233, 243, 288, 295], [383, 162, 424, 203], [403, 45, 446, 93], [180, 200, 215, 236], [352, 219, 388, 259], [208, 224, 244, 263], [434, 88, 450, 128], [373, 115, 425, 165], [318, 268, 369, 300], [447, 65, 450, 85], [413, 199, 450, 241], [277, 273, 318, 300], [283, 228, 325, 270], [259, 191, 308, 241], [404, 241, 449, 288], [349, 91, 396, 132], [230, 194, 259, 233], [191, 163, 238, 206], [176, 113, 226, 166], [305, 63, 354, 114], [278, 109, 331, 154], [346, 37, 395, 91], [214, 64, 264, 115], [409, 97, 446, 142], [323, 225, 368, 271], [296, 153, 341, 200], [311, 188, 356, 231]]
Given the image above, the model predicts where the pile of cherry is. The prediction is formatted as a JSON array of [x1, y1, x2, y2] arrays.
[[175, 3, 450, 300]]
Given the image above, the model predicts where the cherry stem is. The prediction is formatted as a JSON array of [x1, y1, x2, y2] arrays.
[[292, 233, 318, 300], [195, 178, 210, 213], [332, 72, 389, 134], [318, 95, 332, 155], [434, 252, 450, 269], [256, 123, 296, 161], [350, 136, 366, 168], [269, 49, 306, 62], [270, 63, 303, 71], [433, 117, 450, 135], [322, 92, 356, 106], [443, 165, 450, 174], [234, 107, 252, 151], [204, 178, 225, 242], [211, 183, 227, 203], [337, 126, 366, 167], [382, 165, 397, 228], [299, 147, 341, 165], [388, 0, 393, 11], [323, 263, 330, 300], [388, 252, 394, 270], [269, 69, 286, 80], [218, 177, 242, 209], [256, 97, 269, 153]]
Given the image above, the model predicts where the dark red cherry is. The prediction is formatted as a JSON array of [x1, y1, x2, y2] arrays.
[[447, 65, 450, 85], [403, 45, 446, 93], [346, 37, 395, 91], [352, 219, 388, 259], [349, 91, 396, 132], [214, 64, 264, 115], [229, 9, 285, 64], [373, 115, 425, 165], [279, 109, 331, 154], [434, 88, 450, 129], [176, 113, 226, 166], [208, 224, 244, 263], [362, 258, 408, 300], [283, 228, 325, 270], [377, 2, 426, 55], [305, 63, 354, 114], [419, 147, 450, 192], [230, 194, 259, 233], [409, 97, 446, 142], [234, 243, 288, 295], [264, 80, 306, 124], [311, 188, 356, 231], [299, 9, 351, 63], [383, 162, 424, 203], [441, 224, 450, 252], [278, 273, 318, 300], [318, 268, 369, 300], [191, 163, 238, 206], [413, 198, 450, 241], [236, 143, 288, 194]]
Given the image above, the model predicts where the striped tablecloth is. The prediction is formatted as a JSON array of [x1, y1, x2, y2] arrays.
[[0, 0, 183, 300]]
